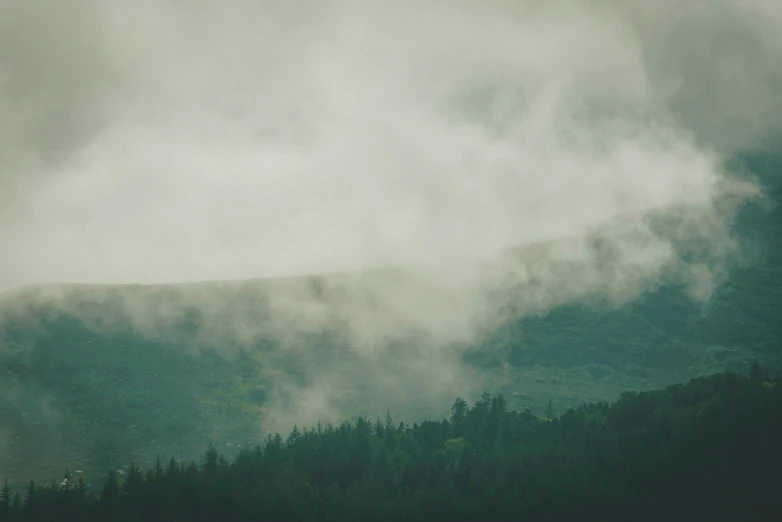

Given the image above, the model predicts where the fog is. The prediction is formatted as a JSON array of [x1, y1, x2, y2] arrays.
[[3, 0, 777, 289], [0, 0, 780, 431]]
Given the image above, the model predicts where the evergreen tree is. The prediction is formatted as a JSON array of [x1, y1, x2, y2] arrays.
[[0, 478, 9, 510], [99, 471, 120, 513], [3, 372, 781, 522], [545, 398, 555, 419], [203, 443, 219, 473], [450, 397, 468, 437]]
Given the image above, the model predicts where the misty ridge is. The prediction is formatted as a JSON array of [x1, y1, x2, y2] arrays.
[[1, 0, 782, 498]]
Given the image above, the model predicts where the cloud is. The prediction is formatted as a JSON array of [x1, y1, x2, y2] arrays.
[[0, 0, 776, 430], [0, 0, 773, 291]]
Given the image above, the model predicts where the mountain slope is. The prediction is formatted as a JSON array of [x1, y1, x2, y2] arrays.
[[1, 153, 780, 489]]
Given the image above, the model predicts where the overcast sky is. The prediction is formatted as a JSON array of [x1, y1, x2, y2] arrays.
[[1, 0, 781, 292]]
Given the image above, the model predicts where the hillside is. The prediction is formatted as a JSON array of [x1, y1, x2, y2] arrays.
[[478, 152, 782, 394], [4, 370, 782, 521], [1, 154, 780, 489]]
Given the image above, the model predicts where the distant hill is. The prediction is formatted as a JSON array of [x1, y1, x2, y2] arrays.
[[1, 153, 780, 489], [476, 152, 782, 403]]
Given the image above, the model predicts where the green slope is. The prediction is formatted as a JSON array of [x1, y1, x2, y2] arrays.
[[8, 370, 782, 521], [1, 153, 780, 489]]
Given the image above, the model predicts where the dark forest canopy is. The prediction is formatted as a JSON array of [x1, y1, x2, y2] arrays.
[[2, 367, 780, 522]]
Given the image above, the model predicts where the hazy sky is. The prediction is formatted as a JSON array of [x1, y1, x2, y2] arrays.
[[1, 0, 780, 292]]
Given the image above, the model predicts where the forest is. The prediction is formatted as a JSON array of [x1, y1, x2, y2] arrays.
[[2, 364, 780, 522]]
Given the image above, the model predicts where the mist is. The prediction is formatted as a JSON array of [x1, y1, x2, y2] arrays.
[[0, 0, 780, 432]]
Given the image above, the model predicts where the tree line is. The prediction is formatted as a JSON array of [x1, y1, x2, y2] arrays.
[[2, 364, 781, 521]]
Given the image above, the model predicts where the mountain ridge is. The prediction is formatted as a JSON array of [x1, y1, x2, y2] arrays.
[[1, 152, 780, 489]]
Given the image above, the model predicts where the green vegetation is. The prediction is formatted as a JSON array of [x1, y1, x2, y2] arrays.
[[0, 313, 265, 485], [0, 158, 780, 481], [0, 152, 780, 504], [2, 369, 780, 521]]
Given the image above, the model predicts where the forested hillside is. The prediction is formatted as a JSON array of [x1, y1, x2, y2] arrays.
[[2, 369, 780, 521], [1, 154, 781, 490], [3, 0, 781, 519]]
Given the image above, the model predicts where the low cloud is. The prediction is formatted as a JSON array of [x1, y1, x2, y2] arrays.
[[0, 0, 777, 431]]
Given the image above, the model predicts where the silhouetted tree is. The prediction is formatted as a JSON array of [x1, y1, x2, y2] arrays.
[[4, 371, 781, 522], [451, 397, 468, 437]]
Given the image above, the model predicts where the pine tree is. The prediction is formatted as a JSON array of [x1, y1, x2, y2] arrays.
[[0, 478, 9, 510], [24, 480, 37, 510], [76, 476, 87, 498], [451, 397, 468, 437], [99, 471, 120, 510], [203, 443, 219, 473], [545, 399, 555, 420], [287, 425, 301, 446], [374, 417, 385, 438], [154, 455, 164, 479], [166, 456, 179, 479], [124, 463, 144, 501]]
